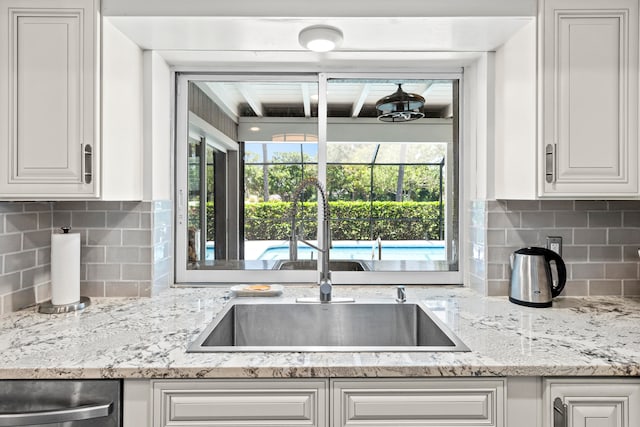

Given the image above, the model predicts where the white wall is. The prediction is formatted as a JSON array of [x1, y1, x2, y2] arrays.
[[103, 21, 173, 202], [463, 53, 493, 202], [101, 19, 144, 200], [493, 20, 537, 199], [143, 51, 172, 201], [238, 117, 453, 143], [462, 55, 485, 288]]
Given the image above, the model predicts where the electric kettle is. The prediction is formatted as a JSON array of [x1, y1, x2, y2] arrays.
[[509, 247, 566, 307]]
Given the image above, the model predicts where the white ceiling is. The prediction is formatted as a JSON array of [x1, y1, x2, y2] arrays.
[[107, 16, 532, 53], [104, 0, 533, 114], [104, 0, 535, 67], [204, 82, 455, 109], [196, 80, 454, 120]]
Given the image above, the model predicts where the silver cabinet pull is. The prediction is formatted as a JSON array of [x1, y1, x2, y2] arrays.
[[553, 397, 567, 427], [83, 144, 93, 184], [545, 144, 555, 183], [0, 402, 112, 426]]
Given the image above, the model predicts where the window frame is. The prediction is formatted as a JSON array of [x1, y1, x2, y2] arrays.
[[175, 72, 464, 285]]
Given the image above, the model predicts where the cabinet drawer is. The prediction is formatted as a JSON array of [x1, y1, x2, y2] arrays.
[[332, 379, 505, 427], [153, 379, 327, 427]]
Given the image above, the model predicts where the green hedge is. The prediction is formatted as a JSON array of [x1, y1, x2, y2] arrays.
[[244, 201, 443, 241], [189, 201, 444, 241]]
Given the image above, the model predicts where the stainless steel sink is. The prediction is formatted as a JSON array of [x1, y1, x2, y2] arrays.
[[272, 260, 369, 271], [187, 299, 469, 352]]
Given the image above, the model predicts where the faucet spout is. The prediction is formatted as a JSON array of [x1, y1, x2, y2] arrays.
[[290, 178, 333, 302]]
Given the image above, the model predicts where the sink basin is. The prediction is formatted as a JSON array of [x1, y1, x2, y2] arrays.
[[272, 260, 369, 271], [187, 300, 469, 352]]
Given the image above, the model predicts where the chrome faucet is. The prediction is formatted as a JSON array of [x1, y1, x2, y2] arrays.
[[290, 178, 333, 302]]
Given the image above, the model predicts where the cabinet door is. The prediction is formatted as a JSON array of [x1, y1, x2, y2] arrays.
[[0, 0, 97, 198], [332, 378, 505, 427], [152, 379, 328, 427], [540, 0, 639, 197], [545, 379, 640, 427]]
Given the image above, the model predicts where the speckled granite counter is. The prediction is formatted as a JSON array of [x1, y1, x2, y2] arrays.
[[1, 285, 639, 379]]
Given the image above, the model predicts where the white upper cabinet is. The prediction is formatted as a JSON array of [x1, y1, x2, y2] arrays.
[[493, 0, 640, 199], [540, 0, 639, 197], [0, 0, 145, 200], [0, 0, 99, 199]]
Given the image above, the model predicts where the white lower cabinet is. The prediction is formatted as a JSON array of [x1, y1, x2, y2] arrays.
[[126, 377, 640, 427], [151, 379, 328, 427], [144, 378, 505, 427], [544, 379, 640, 427], [332, 378, 505, 427]]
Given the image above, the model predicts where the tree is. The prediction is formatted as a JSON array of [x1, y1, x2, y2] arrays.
[[244, 152, 263, 201], [327, 164, 370, 201], [267, 152, 316, 201], [244, 142, 446, 203]]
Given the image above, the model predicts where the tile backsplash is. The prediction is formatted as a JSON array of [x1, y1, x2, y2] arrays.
[[0, 202, 53, 315], [0, 200, 173, 316], [3, 196, 639, 315], [475, 200, 640, 297]]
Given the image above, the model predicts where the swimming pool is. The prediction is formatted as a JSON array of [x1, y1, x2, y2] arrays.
[[256, 244, 445, 261], [206, 241, 446, 261]]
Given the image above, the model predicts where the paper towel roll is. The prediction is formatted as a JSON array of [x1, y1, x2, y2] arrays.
[[51, 231, 81, 305]]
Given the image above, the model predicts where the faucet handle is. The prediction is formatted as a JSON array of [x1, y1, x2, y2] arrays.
[[396, 285, 406, 303], [319, 273, 333, 302]]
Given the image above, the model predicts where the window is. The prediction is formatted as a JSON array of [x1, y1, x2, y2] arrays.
[[175, 73, 461, 284]]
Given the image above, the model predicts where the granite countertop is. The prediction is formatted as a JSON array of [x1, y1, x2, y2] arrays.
[[1, 285, 640, 379]]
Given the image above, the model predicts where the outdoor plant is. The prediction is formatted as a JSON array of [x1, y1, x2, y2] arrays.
[[243, 200, 443, 241]]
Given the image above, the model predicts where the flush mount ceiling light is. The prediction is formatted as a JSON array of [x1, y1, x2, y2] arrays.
[[376, 84, 425, 123], [298, 25, 343, 52]]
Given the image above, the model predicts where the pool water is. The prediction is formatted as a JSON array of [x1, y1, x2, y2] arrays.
[[206, 242, 446, 261], [258, 245, 445, 261]]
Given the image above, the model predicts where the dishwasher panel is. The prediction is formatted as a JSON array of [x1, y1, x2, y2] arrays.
[[0, 379, 121, 427]]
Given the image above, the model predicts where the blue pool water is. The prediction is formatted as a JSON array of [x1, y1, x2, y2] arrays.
[[257, 244, 445, 261], [206, 243, 445, 261]]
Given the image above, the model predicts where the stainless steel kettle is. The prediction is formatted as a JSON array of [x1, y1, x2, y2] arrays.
[[509, 247, 566, 307]]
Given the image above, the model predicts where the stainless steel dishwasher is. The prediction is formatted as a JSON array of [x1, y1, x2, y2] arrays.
[[0, 379, 121, 426]]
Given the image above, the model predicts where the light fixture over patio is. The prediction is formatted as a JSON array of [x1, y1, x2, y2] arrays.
[[375, 84, 425, 122], [272, 133, 318, 142], [298, 25, 343, 52]]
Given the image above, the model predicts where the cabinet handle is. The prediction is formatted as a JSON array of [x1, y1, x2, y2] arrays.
[[0, 402, 112, 426], [553, 397, 567, 427], [83, 144, 93, 184], [545, 144, 555, 183]]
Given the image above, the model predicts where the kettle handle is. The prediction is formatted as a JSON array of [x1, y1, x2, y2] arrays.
[[543, 248, 567, 297]]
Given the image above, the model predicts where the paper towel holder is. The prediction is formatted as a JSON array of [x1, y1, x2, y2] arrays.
[[38, 226, 90, 314], [38, 296, 91, 314]]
